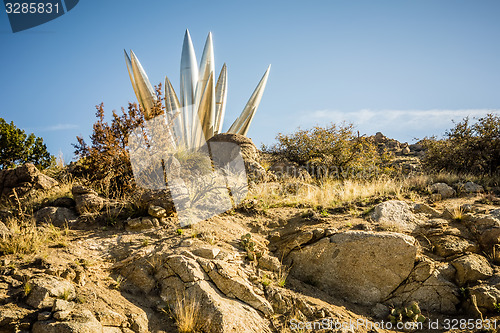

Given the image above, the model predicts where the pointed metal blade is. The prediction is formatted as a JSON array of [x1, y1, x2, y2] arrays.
[[228, 65, 271, 135], [196, 32, 215, 107], [124, 50, 142, 107], [165, 75, 186, 148], [130, 50, 158, 120], [180, 29, 199, 148], [214, 63, 227, 134], [195, 32, 216, 141], [196, 72, 215, 146]]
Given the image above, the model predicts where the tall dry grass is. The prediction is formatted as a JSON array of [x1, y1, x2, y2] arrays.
[[250, 170, 498, 211], [0, 217, 69, 255], [250, 176, 409, 209], [170, 294, 203, 333]]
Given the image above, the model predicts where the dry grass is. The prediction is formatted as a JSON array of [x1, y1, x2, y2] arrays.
[[30, 179, 75, 207], [0, 218, 46, 255], [404, 171, 499, 191], [250, 170, 498, 211], [171, 294, 203, 333], [450, 206, 465, 222], [251, 176, 408, 209], [276, 264, 291, 287], [45, 223, 70, 247], [2, 178, 76, 220], [0, 216, 70, 255]]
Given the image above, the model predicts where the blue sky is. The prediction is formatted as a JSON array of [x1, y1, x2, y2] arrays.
[[1, 0, 500, 161]]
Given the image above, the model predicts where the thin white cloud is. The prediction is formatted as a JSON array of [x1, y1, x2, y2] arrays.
[[298, 109, 499, 142], [41, 123, 79, 131]]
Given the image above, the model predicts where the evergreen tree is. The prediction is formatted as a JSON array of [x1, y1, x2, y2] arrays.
[[0, 118, 53, 170]]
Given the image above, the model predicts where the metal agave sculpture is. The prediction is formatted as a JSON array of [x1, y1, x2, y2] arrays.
[[124, 29, 270, 150]]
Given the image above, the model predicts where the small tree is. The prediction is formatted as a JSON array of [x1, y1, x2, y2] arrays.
[[0, 118, 53, 170], [421, 114, 500, 175], [263, 123, 389, 179], [73, 85, 164, 196], [73, 102, 145, 196]]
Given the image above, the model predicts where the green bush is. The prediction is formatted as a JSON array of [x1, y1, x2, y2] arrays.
[[421, 114, 500, 176], [0, 118, 53, 170], [263, 123, 390, 179]]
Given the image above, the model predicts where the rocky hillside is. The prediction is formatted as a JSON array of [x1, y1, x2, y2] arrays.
[[0, 135, 499, 333]]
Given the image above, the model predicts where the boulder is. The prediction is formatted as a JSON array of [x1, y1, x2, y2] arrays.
[[208, 133, 260, 163], [469, 283, 500, 314], [153, 253, 271, 332], [277, 230, 314, 257], [452, 254, 493, 286], [200, 260, 273, 315], [34, 207, 77, 227], [0, 163, 58, 198], [123, 247, 271, 332], [258, 255, 281, 272], [26, 276, 75, 309], [430, 183, 456, 198], [208, 133, 266, 183], [53, 299, 74, 312], [95, 308, 126, 327], [185, 280, 271, 333], [431, 234, 479, 258], [71, 185, 105, 214], [289, 231, 418, 305], [463, 182, 484, 193], [33, 309, 103, 333], [374, 132, 387, 143], [147, 205, 167, 218], [413, 203, 441, 218], [138, 189, 176, 216], [125, 217, 158, 231], [371, 200, 421, 232], [471, 214, 500, 234], [389, 258, 460, 314], [166, 255, 208, 283], [192, 246, 221, 259], [245, 160, 267, 183], [409, 143, 424, 152], [479, 227, 500, 251], [0, 305, 35, 332], [118, 260, 156, 294]]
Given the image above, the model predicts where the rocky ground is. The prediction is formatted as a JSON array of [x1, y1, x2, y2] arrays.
[[0, 134, 500, 333]]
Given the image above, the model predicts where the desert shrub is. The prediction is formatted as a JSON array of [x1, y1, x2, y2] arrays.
[[73, 103, 137, 196], [73, 84, 167, 197], [0, 118, 53, 170], [73, 102, 146, 197], [263, 123, 391, 179], [421, 114, 500, 176]]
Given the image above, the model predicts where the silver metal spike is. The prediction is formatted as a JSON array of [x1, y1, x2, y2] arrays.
[[180, 29, 199, 148], [124, 50, 141, 107], [164, 75, 184, 148], [228, 65, 271, 135], [195, 32, 216, 141], [126, 31, 270, 151], [130, 50, 157, 120], [214, 63, 227, 134], [196, 72, 215, 146]]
